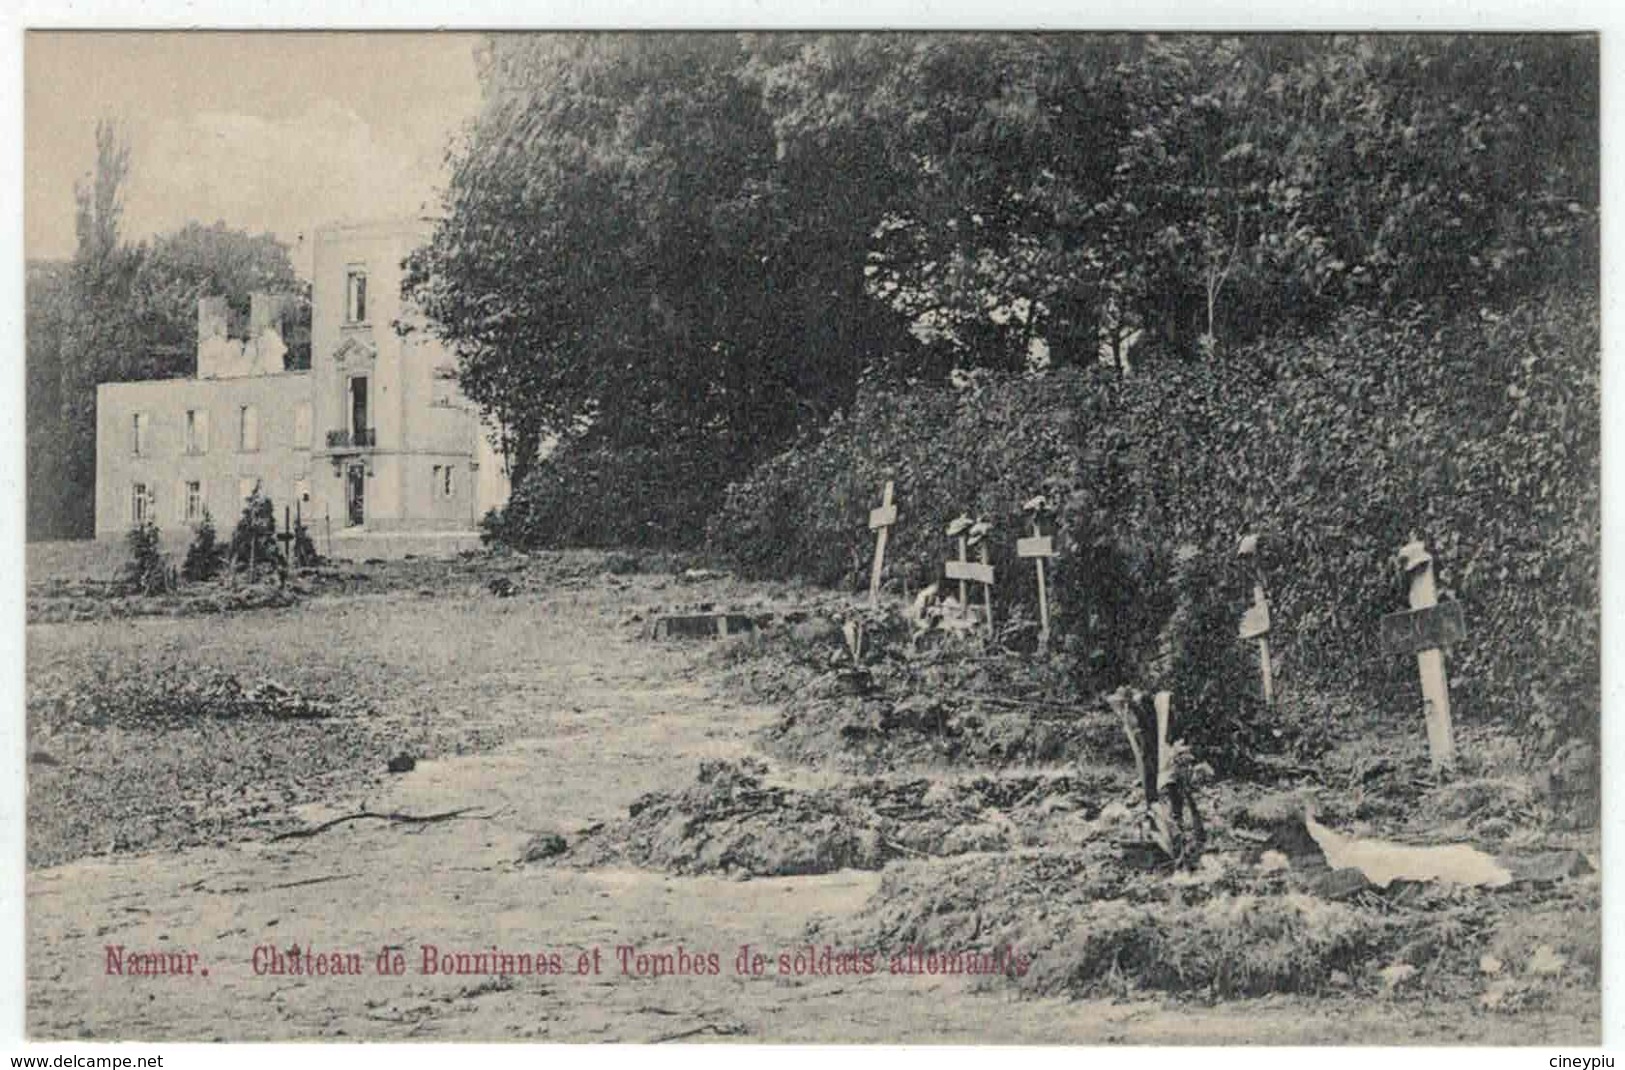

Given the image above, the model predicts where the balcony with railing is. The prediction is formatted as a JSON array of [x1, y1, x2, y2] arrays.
[[326, 427, 378, 449]]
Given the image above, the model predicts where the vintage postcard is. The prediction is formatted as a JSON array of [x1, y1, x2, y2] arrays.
[[19, 28, 1602, 1044]]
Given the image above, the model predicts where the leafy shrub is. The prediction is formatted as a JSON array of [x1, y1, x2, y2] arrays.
[[710, 288, 1600, 745], [181, 508, 223, 582]]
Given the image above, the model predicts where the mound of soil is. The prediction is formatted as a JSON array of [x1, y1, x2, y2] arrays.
[[25, 548, 681, 623], [28, 578, 300, 624], [764, 679, 1125, 773], [30, 664, 394, 867], [813, 835, 1599, 1006], [566, 757, 884, 876], [561, 758, 1121, 877], [29, 665, 357, 731]]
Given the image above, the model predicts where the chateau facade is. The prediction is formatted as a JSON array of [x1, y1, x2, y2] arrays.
[[94, 219, 509, 544]]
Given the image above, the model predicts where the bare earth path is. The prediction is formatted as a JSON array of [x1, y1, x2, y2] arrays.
[[26, 570, 1588, 1042]]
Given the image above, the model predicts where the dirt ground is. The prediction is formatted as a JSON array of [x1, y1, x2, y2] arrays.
[[24, 547, 1598, 1042]]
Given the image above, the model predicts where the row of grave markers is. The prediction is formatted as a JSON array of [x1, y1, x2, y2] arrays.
[[866, 482, 1466, 773]]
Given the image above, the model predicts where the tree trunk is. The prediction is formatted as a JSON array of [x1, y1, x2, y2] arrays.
[[505, 421, 543, 492]]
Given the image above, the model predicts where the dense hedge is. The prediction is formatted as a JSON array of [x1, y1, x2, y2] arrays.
[[484, 438, 735, 550], [708, 290, 1599, 743]]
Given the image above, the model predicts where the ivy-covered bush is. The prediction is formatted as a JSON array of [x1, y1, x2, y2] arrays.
[[709, 289, 1600, 744]]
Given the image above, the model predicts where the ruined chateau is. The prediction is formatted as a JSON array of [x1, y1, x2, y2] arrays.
[[94, 219, 509, 546]]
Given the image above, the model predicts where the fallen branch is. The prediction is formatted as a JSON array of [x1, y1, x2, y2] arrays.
[[267, 873, 361, 891], [269, 807, 486, 842], [649, 1022, 744, 1044]]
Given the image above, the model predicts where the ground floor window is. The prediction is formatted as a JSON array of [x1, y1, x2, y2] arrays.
[[131, 482, 153, 525], [345, 464, 365, 527], [184, 480, 203, 523]]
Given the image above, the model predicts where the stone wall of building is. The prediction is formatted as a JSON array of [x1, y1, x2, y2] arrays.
[[95, 373, 316, 538], [308, 219, 508, 533], [197, 294, 295, 379]]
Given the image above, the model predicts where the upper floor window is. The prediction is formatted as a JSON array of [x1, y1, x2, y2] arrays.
[[431, 364, 459, 408], [238, 404, 260, 452], [345, 268, 368, 324], [184, 409, 208, 455], [131, 412, 150, 456]]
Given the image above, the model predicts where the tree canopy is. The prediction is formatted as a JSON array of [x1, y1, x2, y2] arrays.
[[408, 33, 1596, 496]]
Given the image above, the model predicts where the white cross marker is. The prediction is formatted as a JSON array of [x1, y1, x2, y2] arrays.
[[867, 481, 897, 608], [1018, 496, 1058, 653]]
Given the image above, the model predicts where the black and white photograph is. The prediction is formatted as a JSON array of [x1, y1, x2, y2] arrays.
[[16, 28, 1603, 1044]]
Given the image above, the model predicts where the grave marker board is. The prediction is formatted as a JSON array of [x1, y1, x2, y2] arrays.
[[944, 560, 995, 587], [1381, 600, 1466, 656]]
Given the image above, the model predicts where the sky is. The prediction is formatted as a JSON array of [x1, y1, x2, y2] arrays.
[[25, 32, 485, 276]]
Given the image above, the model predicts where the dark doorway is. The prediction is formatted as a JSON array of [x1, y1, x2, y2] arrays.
[[346, 464, 365, 527]]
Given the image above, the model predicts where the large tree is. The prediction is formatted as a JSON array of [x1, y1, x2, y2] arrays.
[[127, 221, 308, 377], [28, 120, 306, 540], [407, 33, 1597, 539], [407, 33, 921, 490], [34, 120, 143, 539]]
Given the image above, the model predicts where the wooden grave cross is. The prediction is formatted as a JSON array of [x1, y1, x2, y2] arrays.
[[945, 517, 996, 639], [277, 505, 296, 552], [1017, 496, 1058, 653], [1235, 533, 1274, 707], [1381, 539, 1463, 773], [275, 506, 297, 587], [946, 515, 974, 608], [867, 481, 898, 608]]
